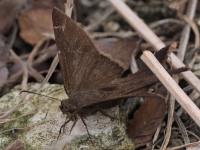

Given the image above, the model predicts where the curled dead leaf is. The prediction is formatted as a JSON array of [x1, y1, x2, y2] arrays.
[[127, 87, 167, 148]]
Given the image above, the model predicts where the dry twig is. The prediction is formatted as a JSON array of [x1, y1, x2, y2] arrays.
[[141, 51, 200, 127], [161, 1, 198, 148], [107, 0, 200, 94], [167, 140, 200, 150]]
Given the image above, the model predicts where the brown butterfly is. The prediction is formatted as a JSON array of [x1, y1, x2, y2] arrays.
[[52, 8, 186, 135]]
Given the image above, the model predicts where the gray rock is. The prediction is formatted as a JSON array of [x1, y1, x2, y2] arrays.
[[0, 83, 134, 150]]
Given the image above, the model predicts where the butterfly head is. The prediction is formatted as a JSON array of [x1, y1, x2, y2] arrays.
[[60, 99, 78, 118]]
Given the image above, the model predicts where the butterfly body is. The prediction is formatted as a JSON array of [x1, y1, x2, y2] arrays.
[[58, 70, 160, 121], [52, 8, 183, 124], [59, 89, 117, 118]]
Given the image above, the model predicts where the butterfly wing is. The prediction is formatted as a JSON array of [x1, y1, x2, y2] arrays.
[[79, 46, 174, 106], [52, 8, 124, 97]]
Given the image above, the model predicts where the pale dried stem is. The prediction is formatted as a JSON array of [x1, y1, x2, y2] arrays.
[[107, 0, 200, 94], [166, 140, 200, 150], [177, 0, 198, 61], [178, 14, 200, 50], [85, 7, 115, 32], [141, 51, 200, 127], [28, 38, 49, 66], [10, 49, 28, 91], [27, 38, 48, 83], [91, 31, 136, 39], [162, 0, 197, 148], [161, 95, 175, 150], [174, 113, 190, 143], [40, 54, 59, 89]]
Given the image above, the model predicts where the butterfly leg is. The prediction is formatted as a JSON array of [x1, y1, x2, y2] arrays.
[[57, 119, 70, 140], [69, 116, 78, 134], [80, 117, 95, 146]]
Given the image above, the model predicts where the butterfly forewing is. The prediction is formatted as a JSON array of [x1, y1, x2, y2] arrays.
[[52, 8, 124, 97]]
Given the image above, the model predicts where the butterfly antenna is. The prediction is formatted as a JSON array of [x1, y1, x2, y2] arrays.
[[80, 117, 95, 146], [20, 90, 61, 101]]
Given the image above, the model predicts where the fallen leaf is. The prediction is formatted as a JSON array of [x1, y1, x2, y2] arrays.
[[95, 38, 136, 70], [127, 87, 167, 148], [0, 0, 26, 35], [18, 0, 65, 45]]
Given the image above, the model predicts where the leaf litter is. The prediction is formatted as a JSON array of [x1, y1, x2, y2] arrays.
[[0, 0, 200, 149]]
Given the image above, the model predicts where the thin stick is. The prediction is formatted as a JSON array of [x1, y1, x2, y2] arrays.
[[107, 0, 164, 49], [40, 54, 59, 89], [161, 95, 175, 150], [177, 0, 198, 60], [178, 14, 200, 49], [174, 113, 190, 143], [107, 0, 200, 94], [167, 140, 200, 150], [141, 51, 200, 127], [162, 1, 197, 148]]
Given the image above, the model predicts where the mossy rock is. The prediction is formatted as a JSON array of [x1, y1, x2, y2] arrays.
[[0, 83, 134, 149]]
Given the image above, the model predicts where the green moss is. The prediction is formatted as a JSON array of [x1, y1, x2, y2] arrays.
[[0, 104, 30, 148], [0, 84, 66, 149], [1, 105, 29, 132], [67, 124, 134, 150], [0, 84, 134, 149]]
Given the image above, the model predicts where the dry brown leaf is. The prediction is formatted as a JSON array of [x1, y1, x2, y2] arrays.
[[18, 0, 65, 45], [127, 87, 167, 148], [95, 38, 136, 70], [0, 0, 26, 35]]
